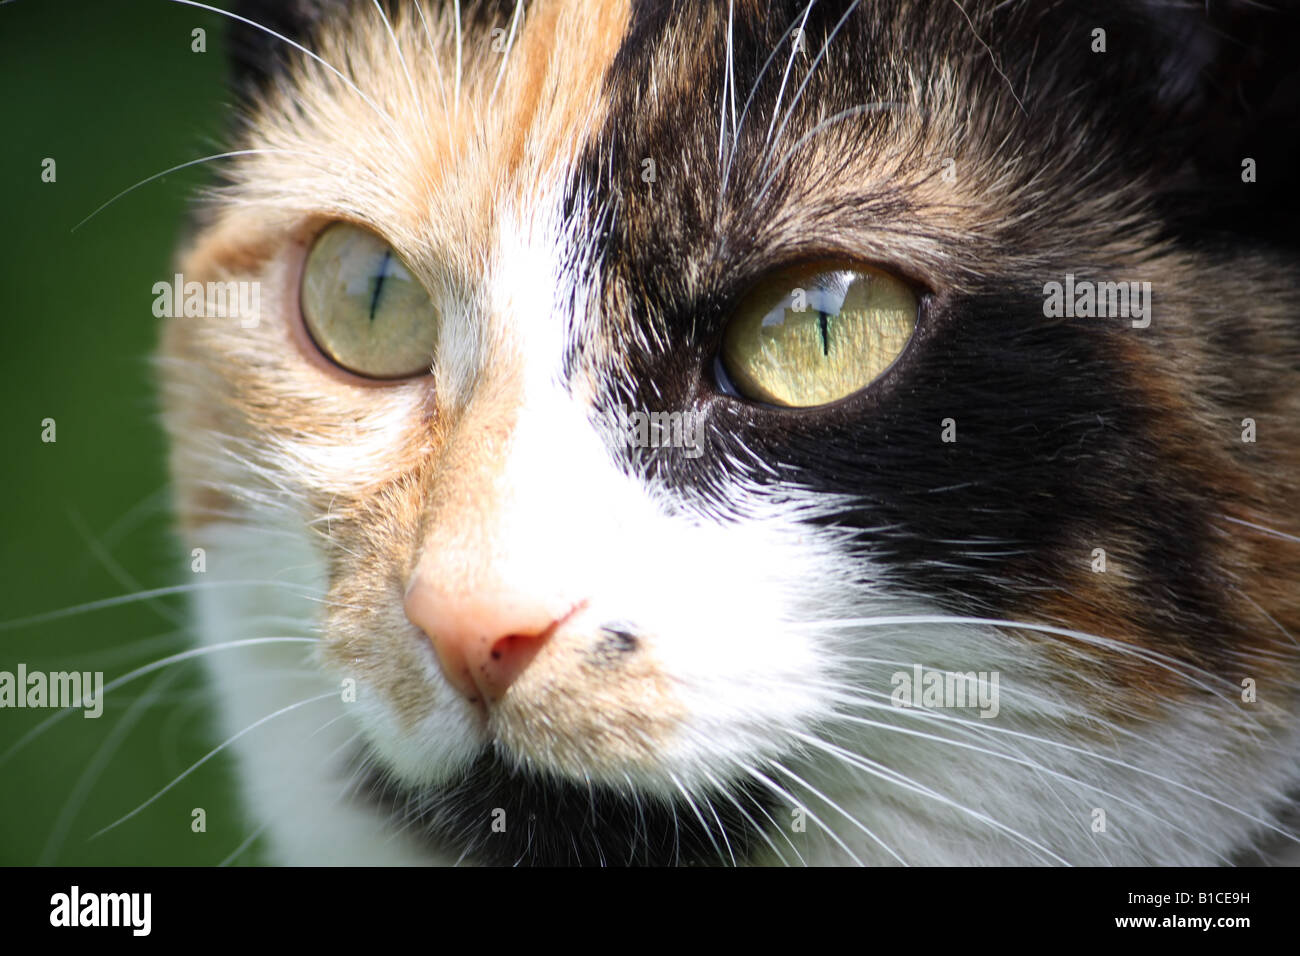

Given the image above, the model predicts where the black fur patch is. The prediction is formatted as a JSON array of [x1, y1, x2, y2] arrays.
[[227, 0, 351, 96], [361, 750, 779, 866], [563, 0, 1299, 672]]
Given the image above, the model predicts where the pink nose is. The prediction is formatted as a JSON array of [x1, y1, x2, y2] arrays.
[[404, 580, 577, 705]]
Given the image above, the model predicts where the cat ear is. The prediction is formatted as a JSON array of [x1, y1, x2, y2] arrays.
[[226, 0, 348, 95]]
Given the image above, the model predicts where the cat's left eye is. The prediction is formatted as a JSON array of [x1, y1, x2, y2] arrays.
[[300, 222, 439, 379], [720, 263, 918, 407]]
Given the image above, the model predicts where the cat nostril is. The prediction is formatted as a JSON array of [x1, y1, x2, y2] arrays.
[[490, 633, 539, 662], [477, 630, 554, 699]]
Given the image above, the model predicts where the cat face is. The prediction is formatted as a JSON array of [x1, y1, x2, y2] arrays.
[[161, 0, 1300, 864]]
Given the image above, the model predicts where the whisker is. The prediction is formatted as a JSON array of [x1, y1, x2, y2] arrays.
[[724, 0, 817, 191], [816, 650, 1291, 758], [766, 757, 908, 864], [65, 508, 187, 628], [797, 614, 1246, 701], [411, 0, 455, 149], [489, 0, 524, 104], [679, 772, 735, 865], [755, 101, 909, 204], [667, 772, 723, 864], [740, 790, 807, 866], [39, 666, 186, 864], [89, 690, 338, 840], [0, 580, 319, 632], [308, 709, 356, 742], [1235, 587, 1299, 648], [370, 0, 425, 127], [453, 0, 463, 115], [816, 657, 1254, 754], [819, 687, 1297, 849], [792, 732, 1069, 864], [66, 484, 171, 578], [218, 824, 267, 867], [741, 762, 864, 865], [1220, 514, 1300, 545], [761, 0, 863, 176], [762, 1, 815, 148], [814, 710, 1236, 862], [717, 0, 736, 167], [697, 763, 791, 866], [0, 637, 318, 765], [948, 0, 1027, 115], [163, 0, 401, 134], [71, 149, 289, 232]]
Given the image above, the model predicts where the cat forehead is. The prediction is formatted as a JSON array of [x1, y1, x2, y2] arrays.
[[209, 0, 1187, 419], [230, 0, 950, 235], [223, 0, 1182, 306]]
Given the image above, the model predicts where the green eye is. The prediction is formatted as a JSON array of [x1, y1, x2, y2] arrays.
[[720, 263, 918, 407], [300, 222, 439, 379]]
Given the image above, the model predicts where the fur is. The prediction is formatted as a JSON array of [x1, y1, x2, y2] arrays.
[[159, 0, 1300, 864]]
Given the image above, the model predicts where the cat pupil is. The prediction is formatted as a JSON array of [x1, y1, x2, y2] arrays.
[[368, 248, 393, 322]]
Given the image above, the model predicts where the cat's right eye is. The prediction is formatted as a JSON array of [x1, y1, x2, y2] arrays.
[[300, 223, 440, 379]]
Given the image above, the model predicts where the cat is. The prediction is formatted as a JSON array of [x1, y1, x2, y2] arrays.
[[158, 0, 1300, 865]]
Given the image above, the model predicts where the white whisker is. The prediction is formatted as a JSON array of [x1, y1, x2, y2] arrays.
[[371, 0, 425, 128], [1220, 514, 1300, 544], [725, 0, 817, 191], [164, 0, 402, 134], [0, 580, 319, 632], [39, 666, 186, 864], [792, 732, 1069, 864], [799, 614, 1247, 701], [763, 1, 815, 148], [740, 762, 863, 865], [0, 637, 318, 765], [90, 690, 338, 840], [218, 824, 267, 867], [453, 0, 463, 116], [762, 0, 862, 176], [489, 0, 524, 104], [412, 0, 455, 150], [71, 149, 307, 232]]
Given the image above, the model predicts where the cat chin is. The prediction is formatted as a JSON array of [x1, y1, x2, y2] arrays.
[[355, 748, 780, 866]]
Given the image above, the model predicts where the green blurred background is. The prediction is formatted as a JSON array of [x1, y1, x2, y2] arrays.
[[1, 0, 262, 864]]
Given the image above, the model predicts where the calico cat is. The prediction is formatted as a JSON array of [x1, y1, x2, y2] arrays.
[[159, 0, 1300, 865]]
